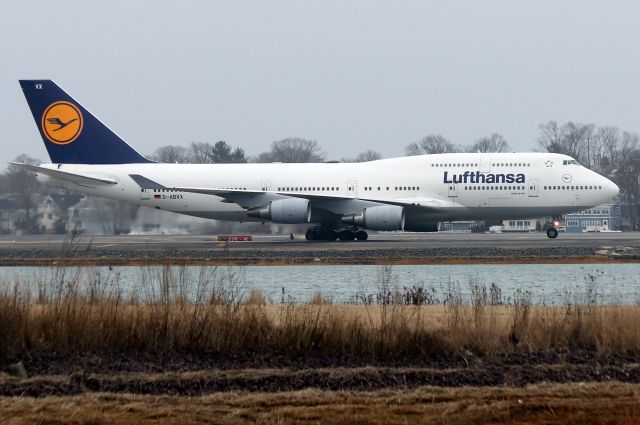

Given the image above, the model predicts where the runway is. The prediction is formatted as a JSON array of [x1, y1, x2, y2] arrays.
[[0, 232, 638, 251], [0, 232, 639, 265]]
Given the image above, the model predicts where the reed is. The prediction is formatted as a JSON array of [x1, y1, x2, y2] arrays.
[[1, 263, 639, 362]]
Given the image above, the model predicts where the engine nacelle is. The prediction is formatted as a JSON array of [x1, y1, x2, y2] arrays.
[[403, 221, 439, 232], [342, 205, 405, 231], [247, 198, 311, 224]]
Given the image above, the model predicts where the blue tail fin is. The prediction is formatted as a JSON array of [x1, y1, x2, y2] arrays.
[[19, 80, 152, 164]]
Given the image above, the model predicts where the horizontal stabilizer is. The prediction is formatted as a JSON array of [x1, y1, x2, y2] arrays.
[[129, 174, 167, 190], [11, 162, 118, 186]]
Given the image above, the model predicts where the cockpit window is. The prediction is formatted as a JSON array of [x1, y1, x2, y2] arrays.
[[562, 159, 580, 165]]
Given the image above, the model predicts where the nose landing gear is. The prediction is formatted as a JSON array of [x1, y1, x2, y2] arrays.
[[546, 216, 562, 239]]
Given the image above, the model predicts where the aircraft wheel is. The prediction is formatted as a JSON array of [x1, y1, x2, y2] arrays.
[[546, 228, 558, 239], [338, 230, 356, 241], [317, 229, 337, 241], [305, 228, 318, 241], [355, 230, 368, 241]]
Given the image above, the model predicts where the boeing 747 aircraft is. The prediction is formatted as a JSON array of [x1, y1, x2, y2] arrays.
[[15, 80, 619, 241]]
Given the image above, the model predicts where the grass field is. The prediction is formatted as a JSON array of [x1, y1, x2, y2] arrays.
[[2, 263, 640, 424], [2, 383, 640, 424]]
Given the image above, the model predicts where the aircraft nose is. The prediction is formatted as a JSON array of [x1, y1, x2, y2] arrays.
[[611, 180, 620, 198], [604, 178, 619, 199]]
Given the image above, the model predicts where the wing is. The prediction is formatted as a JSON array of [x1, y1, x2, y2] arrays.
[[128, 175, 447, 212], [47, 118, 62, 124], [11, 162, 118, 187], [129, 175, 279, 208]]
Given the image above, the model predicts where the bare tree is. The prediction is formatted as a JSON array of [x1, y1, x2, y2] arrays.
[[537, 121, 565, 154], [406, 134, 458, 155], [255, 138, 326, 163], [189, 142, 215, 163], [537, 121, 594, 163], [342, 150, 383, 162], [468, 133, 510, 153], [582, 124, 598, 168], [597, 126, 620, 169], [5, 154, 42, 233], [151, 145, 190, 163], [620, 131, 639, 157], [354, 150, 382, 162], [89, 197, 139, 234]]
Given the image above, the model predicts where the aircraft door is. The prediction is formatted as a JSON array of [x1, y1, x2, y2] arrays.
[[261, 180, 272, 191], [140, 188, 151, 200], [480, 155, 491, 173], [347, 180, 357, 197], [448, 184, 458, 198], [528, 179, 538, 197]]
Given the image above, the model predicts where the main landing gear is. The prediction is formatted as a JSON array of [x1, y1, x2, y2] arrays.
[[305, 226, 368, 241], [546, 216, 562, 239]]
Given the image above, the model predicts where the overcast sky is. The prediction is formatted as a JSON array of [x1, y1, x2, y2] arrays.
[[2, 0, 640, 164]]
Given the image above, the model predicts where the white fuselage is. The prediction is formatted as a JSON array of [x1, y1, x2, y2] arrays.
[[36, 152, 619, 227]]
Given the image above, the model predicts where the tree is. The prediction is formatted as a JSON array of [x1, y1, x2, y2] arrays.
[[151, 145, 190, 163], [596, 126, 620, 169], [468, 133, 510, 153], [537, 121, 593, 163], [88, 198, 139, 234], [342, 150, 383, 162], [354, 150, 382, 162], [255, 138, 326, 163], [406, 134, 458, 155], [187, 141, 248, 163], [211, 141, 247, 163], [5, 154, 43, 234], [537, 121, 564, 154], [189, 142, 215, 163]]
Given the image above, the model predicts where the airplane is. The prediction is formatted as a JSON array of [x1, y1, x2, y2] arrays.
[[14, 80, 620, 241]]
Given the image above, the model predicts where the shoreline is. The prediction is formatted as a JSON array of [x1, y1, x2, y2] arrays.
[[0, 255, 638, 266]]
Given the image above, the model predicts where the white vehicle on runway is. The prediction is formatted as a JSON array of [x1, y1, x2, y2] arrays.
[[15, 80, 620, 241]]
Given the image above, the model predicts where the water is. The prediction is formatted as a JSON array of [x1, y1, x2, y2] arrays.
[[0, 264, 639, 304]]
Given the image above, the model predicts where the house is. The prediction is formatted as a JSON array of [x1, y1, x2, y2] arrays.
[[0, 197, 17, 234], [35, 193, 84, 234], [500, 219, 542, 232], [565, 203, 621, 232], [440, 221, 479, 233]]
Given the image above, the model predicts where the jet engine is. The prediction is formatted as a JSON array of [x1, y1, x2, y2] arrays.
[[247, 198, 311, 223], [342, 205, 405, 231]]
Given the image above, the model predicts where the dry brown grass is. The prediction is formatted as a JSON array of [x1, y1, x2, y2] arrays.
[[1, 382, 639, 424], [1, 263, 640, 361]]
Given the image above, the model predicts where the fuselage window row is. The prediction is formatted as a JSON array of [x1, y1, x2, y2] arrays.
[[431, 163, 531, 167], [543, 185, 602, 190], [273, 186, 421, 192], [464, 186, 525, 191]]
